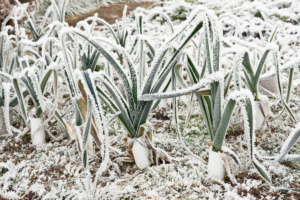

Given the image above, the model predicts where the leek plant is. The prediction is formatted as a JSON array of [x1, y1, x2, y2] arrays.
[[139, 11, 273, 183], [57, 5, 211, 169], [0, 2, 64, 143], [222, 23, 297, 129]]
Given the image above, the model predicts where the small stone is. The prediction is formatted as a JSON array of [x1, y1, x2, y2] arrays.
[[14, 143, 19, 148]]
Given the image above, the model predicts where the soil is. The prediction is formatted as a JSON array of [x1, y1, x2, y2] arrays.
[[65, 1, 156, 26]]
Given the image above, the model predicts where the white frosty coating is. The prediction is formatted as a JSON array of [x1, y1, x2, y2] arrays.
[[28, 69, 45, 112], [17, 66, 36, 80], [122, 5, 127, 39], [165, 5, 208, 46], [221, 48, 238, 57], [232, 48, 247, 91], [59, 29, 78, 97], [260, 57, 300, 80], [1, 7, 17, 31], [2, 82, 13, 136], [40, 5, 55, 31], [76, 21, 92, 38], [146, 11, 174, 34], [0, 191, 21, 199], [139, 71, 223, 101], [276, 123, 300, 162], [219, 13, 240, 37], [234, 89, 272, 183], [0, 72, 13, 81], [227, 36, 264, 52]]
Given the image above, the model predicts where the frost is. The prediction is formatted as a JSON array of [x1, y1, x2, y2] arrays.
[[140, 72, 223, 101], [2, 82, 13, 136], [276, 123, 300, 162]]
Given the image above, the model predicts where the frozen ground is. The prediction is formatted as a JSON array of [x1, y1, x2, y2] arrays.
[[1, 0, 300, 199]]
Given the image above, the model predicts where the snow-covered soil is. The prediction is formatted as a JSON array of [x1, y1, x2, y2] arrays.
[[1, 0, 300, 199]]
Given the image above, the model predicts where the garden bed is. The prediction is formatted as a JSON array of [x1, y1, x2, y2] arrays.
[[0, 0, 300, 199]]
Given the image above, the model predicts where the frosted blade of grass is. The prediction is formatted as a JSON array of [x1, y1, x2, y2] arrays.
[[224, 70, 233, 97], [243, 70, 255, 94], [61, 0, 69, 22], [107, 111, 121, 126], [9, 90, 29, 108]]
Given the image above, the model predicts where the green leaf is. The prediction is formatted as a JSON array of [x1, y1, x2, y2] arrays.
[[212, 99, 236, 151], [195, 94, 213, 141], [224, 70, 233, 97], [253, 49, 270, 99], [242, 51, 254, 80], [82, 95, 92, 169], [243, 70, 255, 94], [40, 69, 53, 94], [12, 78, 27, 124]]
